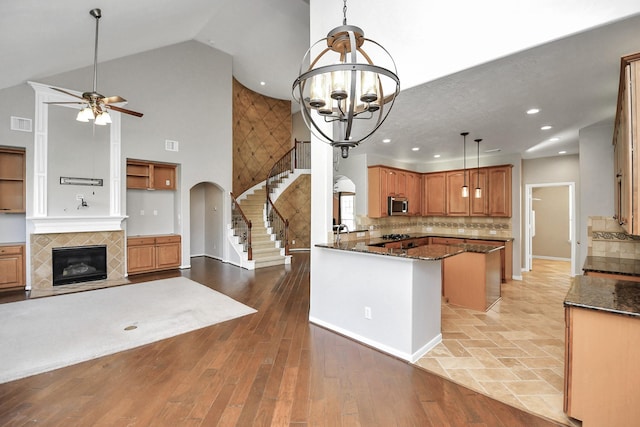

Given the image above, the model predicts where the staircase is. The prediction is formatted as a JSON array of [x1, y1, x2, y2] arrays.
[[229, 140, 309, 270], [234, 186, 290, 269]]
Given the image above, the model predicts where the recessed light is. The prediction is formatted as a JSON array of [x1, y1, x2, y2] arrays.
[[526, 108, 540, 115], [549, 137, 560, 142], [541, 125, 552, 130], [484, 148, 501, 153], [260, 81, 266, 86], [412, 147, 420, 151], [559, 150, 567, 154], [382, 138, 391, 143], [433, 154, 441, 158]]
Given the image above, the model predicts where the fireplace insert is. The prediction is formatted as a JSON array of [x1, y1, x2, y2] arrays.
[[52, 245, 107, 286]]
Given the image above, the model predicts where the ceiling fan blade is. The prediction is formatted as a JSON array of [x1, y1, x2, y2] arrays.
[[50, 87, 85, 100], [43, 101, 88, 105], [102, 95, 127, 104], [105, 104, 144, 117]]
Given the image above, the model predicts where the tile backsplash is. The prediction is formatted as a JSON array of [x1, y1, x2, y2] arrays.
[[588, 216, 640, 258], [356, 215, 512, 239]]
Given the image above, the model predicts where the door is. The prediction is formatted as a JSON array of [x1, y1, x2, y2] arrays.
[[525, 183, 575, 275]]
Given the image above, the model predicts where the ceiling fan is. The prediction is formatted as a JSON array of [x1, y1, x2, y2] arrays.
[[45, 8, 143, 124]]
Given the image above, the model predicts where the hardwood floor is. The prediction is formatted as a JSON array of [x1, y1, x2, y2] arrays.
[[0, 253, 562, 426]]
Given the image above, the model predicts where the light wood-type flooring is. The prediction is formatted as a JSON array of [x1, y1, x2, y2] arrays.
[[0, 253, 564, 426], [417, 258, 576, 426]]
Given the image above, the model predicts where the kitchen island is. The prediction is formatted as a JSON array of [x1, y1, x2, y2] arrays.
[[311, 238, 502, 362]]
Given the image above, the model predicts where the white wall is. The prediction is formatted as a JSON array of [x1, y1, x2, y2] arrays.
[[0, 40, 234, 266], [190, 184, 206, 256]]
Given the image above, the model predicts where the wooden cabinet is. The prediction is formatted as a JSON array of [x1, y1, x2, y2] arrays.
[[469, 169, 488, 215], [443, 249, 501, 311], [368, 166, 389, 218], [406, 172, 421, 215], [0, 147, 26, 213], [487, 165, 512, 217], [0, 244, 25, 290], [473, 239, 512, 282], [613, 54, 640, 233], [127, 235, 181, 274], [368, 166, 421, 218], [126, 159, 177, 190], [431, 237, 464, 245], [369, 164, 511, 218], [422, 172, 446, 216], [564, 306, 640, 425], [446, 171, 469, 216]]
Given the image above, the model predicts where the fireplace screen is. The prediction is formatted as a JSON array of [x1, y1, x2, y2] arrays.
[[52, 245, 107, 286]]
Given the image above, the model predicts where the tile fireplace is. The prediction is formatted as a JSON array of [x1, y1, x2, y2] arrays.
[[30, 229, 125, 290]]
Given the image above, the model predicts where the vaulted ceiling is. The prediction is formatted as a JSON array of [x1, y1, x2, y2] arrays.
[[2, 0, 640, 163]]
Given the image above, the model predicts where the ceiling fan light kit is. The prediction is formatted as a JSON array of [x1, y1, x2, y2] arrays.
[[292, 0, 399, 159], [45, 8, 143, 124]]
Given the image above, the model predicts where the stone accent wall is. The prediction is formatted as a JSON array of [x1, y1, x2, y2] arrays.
[[357, 215, 512, 239], [588, 216, 640, 258], [275, 175, 311, 249], [232, 78, 292, 195], [30, 231, 125, 290]]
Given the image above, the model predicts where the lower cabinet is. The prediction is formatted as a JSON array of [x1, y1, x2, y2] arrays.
[[127, 235, 181, 275], [443, 249, 502, 311], [0, 244, 25, 290], [564, 306, 640, 425]]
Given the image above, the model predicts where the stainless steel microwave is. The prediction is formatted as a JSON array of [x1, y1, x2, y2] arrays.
[[388, 196, 408, 215]]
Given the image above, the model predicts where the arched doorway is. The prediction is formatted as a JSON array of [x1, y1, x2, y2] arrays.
[[190, 182, 224, 260]]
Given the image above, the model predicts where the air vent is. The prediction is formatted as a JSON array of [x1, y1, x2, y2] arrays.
[[10, 116, 32, 132], [165, 140, 179, 152]]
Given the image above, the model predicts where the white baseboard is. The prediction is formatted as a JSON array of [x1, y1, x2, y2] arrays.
[[532, 255, 571, 261]]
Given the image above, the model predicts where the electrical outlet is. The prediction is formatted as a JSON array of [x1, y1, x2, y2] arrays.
[[140, 210, 145, 216], [153, 210, 158, 216], [364, 306, 372, 319], [489, 230, 497, 235], [426, 227, 433, 232], [292, 239, 296, 244], [458, 228, 465, 233]]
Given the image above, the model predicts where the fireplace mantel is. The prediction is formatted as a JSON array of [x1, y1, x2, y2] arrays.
[[28, 216, 127, 234]]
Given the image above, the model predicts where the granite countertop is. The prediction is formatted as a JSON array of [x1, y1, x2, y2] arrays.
[[316, 241, 465, 260], [316, 240, 502, 260], [583, 256, 640, 277], [564, 275, 640, 318]]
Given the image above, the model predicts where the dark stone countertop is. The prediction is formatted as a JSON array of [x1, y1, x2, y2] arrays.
[[564, 275, 640, 318], [583, 256, 640, 277], [316, 240, 502, 261]]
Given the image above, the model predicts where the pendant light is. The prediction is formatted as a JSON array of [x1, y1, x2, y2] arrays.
[[474, 138, 482, 198], [292, 0, 400, 159], [461, 132, 469, 198]]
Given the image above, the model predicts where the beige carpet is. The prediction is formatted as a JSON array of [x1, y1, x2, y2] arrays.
[[0, 277, 256, 384]]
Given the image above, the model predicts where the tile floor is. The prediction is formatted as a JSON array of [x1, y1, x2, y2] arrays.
[[415, 259, 579, 426]]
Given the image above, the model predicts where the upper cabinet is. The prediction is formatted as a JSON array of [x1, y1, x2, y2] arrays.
[[126, 159, 177, 191], [368, 166, 421, 218], [470, 169, 488, 216], [613, 53, 640, 234], [406, 172, 422, 215], [423, 172, 446, 216], [369, 164, 512, 219], [446, 170, 469, 216], [0, 147, 26, 213], [487, 165, 512, 217]]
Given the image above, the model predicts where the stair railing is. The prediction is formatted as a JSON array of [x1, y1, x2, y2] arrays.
[[230, 192, 252, 260], [265, 140, 311, 255]]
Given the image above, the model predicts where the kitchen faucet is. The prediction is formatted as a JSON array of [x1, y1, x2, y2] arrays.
[[335, 223, 349, 245]]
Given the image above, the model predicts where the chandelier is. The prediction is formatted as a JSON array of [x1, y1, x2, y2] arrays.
[[292, 0, 400, 158]]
